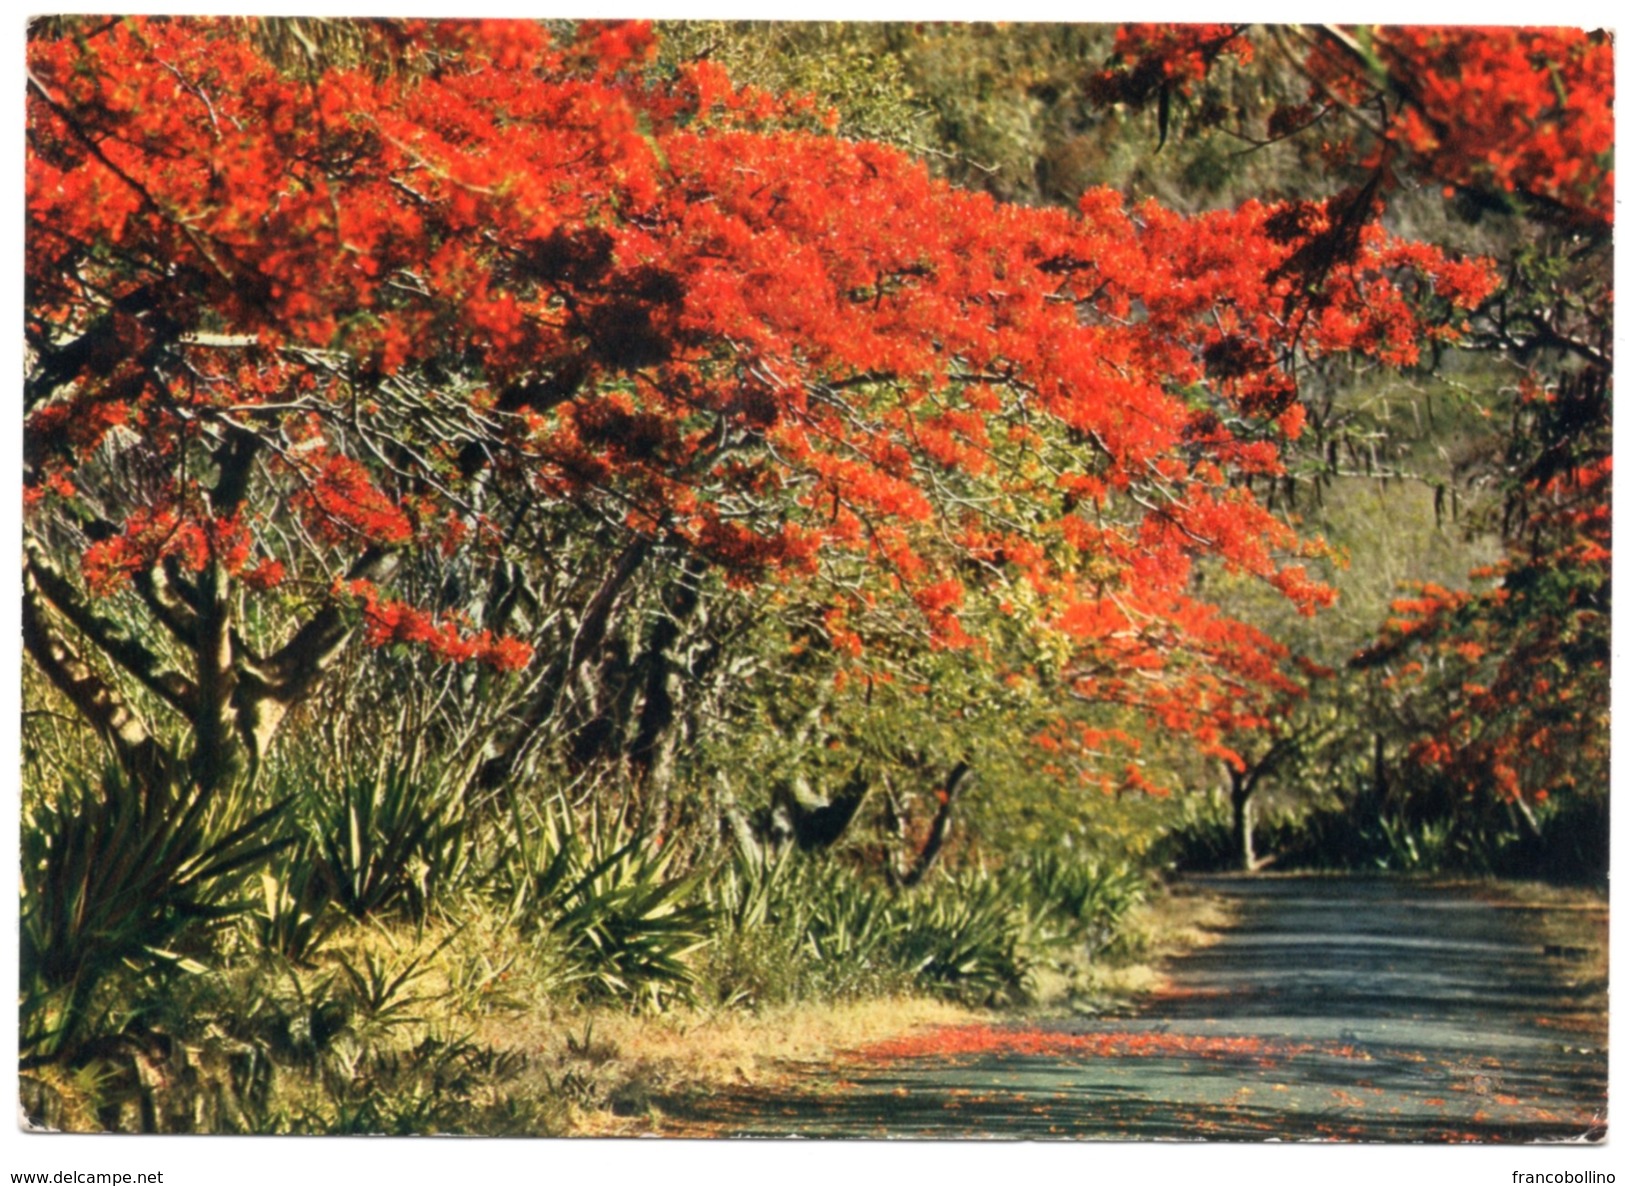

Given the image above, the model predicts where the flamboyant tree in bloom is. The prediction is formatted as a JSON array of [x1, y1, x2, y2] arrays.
[[1092, 23, 1611, 832], [1094, 24, 1613, 226], [1334, 29, 1611, 828], [1304, 26, 1611, 830], [1353, 394, 1611, 830], [26, 18, 1499, 801]]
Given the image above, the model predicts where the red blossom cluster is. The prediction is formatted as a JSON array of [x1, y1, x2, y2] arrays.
[[337, 580, 535, 672], [1094, 24, 1612, 230], [1358, 455, 1610, 808], [25, 18, 1508, 775], [82, 511, 253, 596], [1319, 27, 1614, 228], [1088, 24, 1253, 107], [1077, 23, 1611, 806]]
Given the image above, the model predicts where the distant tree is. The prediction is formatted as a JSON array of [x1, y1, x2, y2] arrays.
[[1087, 24, 1611, 847]]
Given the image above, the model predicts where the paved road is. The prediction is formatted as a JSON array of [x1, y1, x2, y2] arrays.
[[666, 875, 1607, 1141]]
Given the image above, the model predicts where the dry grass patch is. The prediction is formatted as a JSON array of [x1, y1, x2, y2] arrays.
[[478, 995, 981, 1136]]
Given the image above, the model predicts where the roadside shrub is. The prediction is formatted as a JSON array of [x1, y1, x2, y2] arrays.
[[305, 757, 473, 922], [305, 1033, 555, 1136], [1150, 792, 1237, 872], [1155, 781, 1607, 886], [702, 850, 926, 1004], [20, 767, 291, 1066], [893, 873, 1029, 1005], [500, 799, 713, 1007], [701, 851, 829, 1005], [702, 846, 1149, 1008], [1014, 850, 1147, 956], [1485, 794, 1608, 887]]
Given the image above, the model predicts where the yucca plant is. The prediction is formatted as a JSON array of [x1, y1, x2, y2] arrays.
[[335, 946, 438, 1038], [895, 873, 1029, 1005], [20, 767, 292, 1065], [709, 844, 792, 934], [480, 794, 577, 927], [251, 837, 341, 964], [800, 862, 897, 969], [1018, 851, 1147, 955], [1374, 814, 1470, 873], [308, 758, 470, 921], [511, 800, 713, 1007], [549, 829, 712, 1007], [700, 848, 815, 1006]]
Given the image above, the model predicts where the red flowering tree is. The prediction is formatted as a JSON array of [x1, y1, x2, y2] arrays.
[[1299, 27, 1611, 847], [1091, 24, 1611, 858], [1353, 412, 1611, 846], [25, 18, 1497, 807]]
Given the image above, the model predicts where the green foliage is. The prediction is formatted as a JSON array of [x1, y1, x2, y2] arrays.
[[1158, 783, 1606, 887], [239, 964, 357, 1069], [705, 850, 928, 1004], [20, 767, 291, 1065], [306, 757, 472, 922], [186, 959, 555, 1135], [657, 21, 928, 147], [893, 873, 1030, 1005], [702, 844, 1149, 1009], [798, 862, 899, 971], [311, 1033, 521, 1136], [250, 837, 341, 964], [1017, 851, 1147, 957], [336, 945, 438, 1033], [503, 800, 713, 1007], [672, 22, 1336, 212]]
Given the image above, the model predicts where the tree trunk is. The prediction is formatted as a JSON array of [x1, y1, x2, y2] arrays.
[[628, 557, 705, 834], [1230, 767, 1257, 873], [899, 761, 973, 886], [781, 768, 872, 852]]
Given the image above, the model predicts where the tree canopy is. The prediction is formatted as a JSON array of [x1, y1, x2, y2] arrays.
[[23, 19, 1608, 866]]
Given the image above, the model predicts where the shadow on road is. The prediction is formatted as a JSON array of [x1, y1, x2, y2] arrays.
[[662, 875, 1607, 1142]]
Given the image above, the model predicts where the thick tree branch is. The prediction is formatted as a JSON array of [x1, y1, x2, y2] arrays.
[[899, 760, 973, 887], [133, 559, 202, 649], [258, 547, 400, 696], [480, 533, 654, 789], [210, 427, 262, 513], [211, 547, 401, 776], [23, 540, 197, 715], [22, 563, 168, 777]]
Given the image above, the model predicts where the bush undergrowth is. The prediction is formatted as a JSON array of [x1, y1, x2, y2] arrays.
[[18, 760, 1151, 1134]]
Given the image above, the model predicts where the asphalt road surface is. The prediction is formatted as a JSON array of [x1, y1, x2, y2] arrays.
[[665, 875, 1607, 1141]]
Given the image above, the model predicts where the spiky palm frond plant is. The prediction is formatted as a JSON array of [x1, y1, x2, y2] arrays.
[[21, 767, 291, 1065]]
